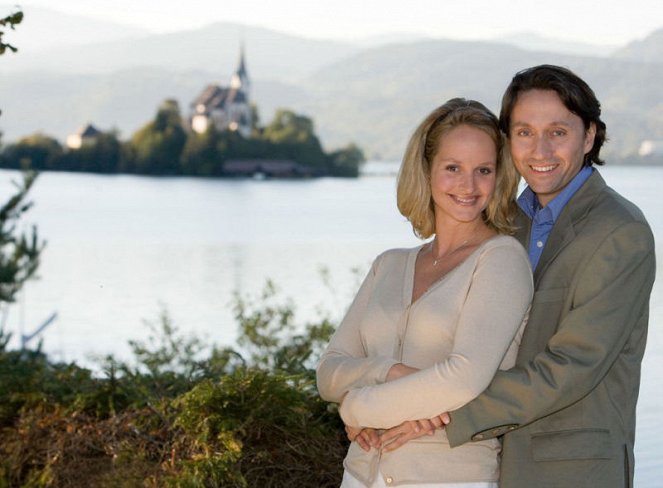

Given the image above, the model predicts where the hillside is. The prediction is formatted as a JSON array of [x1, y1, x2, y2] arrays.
[[1, 19, 662, 161], [0, 67, 306, 141], [612, 27, 663, 64], [295, 39, 663, 159], [1, 20, 359, 81]]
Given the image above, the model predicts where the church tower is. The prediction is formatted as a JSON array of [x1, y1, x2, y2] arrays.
[[230, 42, 250, 96]]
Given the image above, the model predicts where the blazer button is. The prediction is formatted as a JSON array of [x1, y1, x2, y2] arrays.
[[386, 476, 394, 484]]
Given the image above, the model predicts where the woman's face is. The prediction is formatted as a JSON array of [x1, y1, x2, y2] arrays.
[[429, 124, 497, 227]]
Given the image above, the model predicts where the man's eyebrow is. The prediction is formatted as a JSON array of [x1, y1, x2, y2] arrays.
[[510, 120, 574, 127]]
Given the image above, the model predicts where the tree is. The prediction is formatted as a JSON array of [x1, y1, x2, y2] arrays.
[[327, 143, 365, 177], [0, 14, 45, 313], [1, 9, 22, 124], [262, 109, 328, 169], [0, 172, 44, 304], [249, 102, 261, 136], [128, 99, 187, 174], [181, 125, 222, 176], [0, 9, 22, 56], [62, 130, 123, 173], [0, 133, 64, 171]]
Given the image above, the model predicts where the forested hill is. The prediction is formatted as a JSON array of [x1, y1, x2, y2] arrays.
[[1, 11, 661, 163]]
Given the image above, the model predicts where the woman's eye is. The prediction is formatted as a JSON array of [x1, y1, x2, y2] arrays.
[[478, 167, 493, 175], [445, 165, 459, 172]]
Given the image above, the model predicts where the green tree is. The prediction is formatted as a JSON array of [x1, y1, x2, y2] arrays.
[[62, 130, 123, 173], [0, 9, 43, 307], [0, 9, 22, 56], [0, 172, 44, 304], [1, 133, 64, 170], [249, 102, 261, 136], [262, 109, 328, 169], [128, 99, 187, 174], [0, 8, 22, 133], [181, 125, 222, 176], [327, 143, 365, 177]]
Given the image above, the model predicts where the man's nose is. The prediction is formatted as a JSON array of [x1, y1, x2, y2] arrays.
[[532, 135, 553, 159]]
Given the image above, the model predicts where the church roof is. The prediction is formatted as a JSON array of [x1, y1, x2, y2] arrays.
[[193, 84, 248, 113], [192, 85, 231, 113], [78, 123, 101, 137]]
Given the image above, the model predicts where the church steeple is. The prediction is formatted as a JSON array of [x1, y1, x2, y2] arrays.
[[230, 42, 250, 94]]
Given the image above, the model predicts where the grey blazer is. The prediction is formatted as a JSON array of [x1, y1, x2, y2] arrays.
[[445, 171, 656, 488]]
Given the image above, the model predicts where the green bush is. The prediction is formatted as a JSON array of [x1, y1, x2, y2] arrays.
[[0, 282, 348, 487]]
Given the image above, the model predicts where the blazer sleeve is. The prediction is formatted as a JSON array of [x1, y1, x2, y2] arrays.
[[338, 243, 533, 429], [316, 254, 400, 403], [446, 221, 656, 446]]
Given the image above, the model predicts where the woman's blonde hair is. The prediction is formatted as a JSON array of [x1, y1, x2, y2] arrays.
[[397, 98, 519, 239]]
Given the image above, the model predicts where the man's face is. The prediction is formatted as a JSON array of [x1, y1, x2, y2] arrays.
[[508, 89, 596, 207]]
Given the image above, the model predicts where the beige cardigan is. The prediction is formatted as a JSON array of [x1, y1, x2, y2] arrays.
[[316, 235, 533, 486]]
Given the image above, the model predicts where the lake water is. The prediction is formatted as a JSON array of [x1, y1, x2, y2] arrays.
[[1, 165, 662, 485]]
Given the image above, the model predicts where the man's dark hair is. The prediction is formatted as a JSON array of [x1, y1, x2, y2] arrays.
[[499, 64, 607, 166]]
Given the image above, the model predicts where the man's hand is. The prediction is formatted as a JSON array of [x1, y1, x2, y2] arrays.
[[345, 426, 380, 452], [380, 414, 450, 453]]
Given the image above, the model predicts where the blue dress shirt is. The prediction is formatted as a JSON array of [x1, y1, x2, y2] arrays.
[[517, 166, 594, 270]]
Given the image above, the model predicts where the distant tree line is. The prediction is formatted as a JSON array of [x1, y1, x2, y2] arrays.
[[0, 100, 365, 177]]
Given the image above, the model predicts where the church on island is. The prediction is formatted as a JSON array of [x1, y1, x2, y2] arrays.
[[56, 44, 347, 178], [189, 45, 252, 138]]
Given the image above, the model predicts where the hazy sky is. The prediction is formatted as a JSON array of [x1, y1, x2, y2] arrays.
[[11, 0, 663, 46]]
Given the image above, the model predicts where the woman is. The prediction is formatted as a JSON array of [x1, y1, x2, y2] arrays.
[[316, 98, 533, 488]]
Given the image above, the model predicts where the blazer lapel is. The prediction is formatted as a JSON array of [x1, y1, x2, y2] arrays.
[[530, 171, 607, 286], [514, 210, 531, 248]]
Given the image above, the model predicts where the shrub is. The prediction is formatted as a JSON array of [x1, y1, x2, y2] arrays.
[[0, 282, 348, 487]]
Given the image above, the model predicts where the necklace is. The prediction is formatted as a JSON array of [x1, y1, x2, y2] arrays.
[[430, 239, 470, 267]]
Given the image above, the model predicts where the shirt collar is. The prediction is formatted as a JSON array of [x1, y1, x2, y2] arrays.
[[517, 165, 594, 220]]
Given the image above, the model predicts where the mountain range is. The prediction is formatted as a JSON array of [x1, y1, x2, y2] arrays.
[[1, 7, 661, 161]]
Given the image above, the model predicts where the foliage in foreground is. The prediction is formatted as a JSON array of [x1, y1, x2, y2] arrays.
[[0, 9, 22, 57], [0, 283, 348, 487], [0, 171, 44, 304]]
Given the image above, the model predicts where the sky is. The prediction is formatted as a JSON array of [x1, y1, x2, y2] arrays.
[[9, 0, 663, 46]]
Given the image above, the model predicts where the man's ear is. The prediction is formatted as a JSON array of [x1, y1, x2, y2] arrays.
[[584, 122, 597, 155]]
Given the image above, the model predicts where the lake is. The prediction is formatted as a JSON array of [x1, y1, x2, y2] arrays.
[[1, 165, 662, 485]]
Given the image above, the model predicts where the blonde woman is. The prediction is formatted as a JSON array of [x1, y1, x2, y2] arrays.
[[317, 99, 533, 488]]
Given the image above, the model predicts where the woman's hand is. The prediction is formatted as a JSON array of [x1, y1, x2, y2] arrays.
[[379, 414, 449, 452], [343, 363, 445, 453], [345, 426, 380, 452], [385, 363, 419, 382]]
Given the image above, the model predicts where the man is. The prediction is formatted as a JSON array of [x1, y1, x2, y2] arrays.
[[373, 65, 656, 487]]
